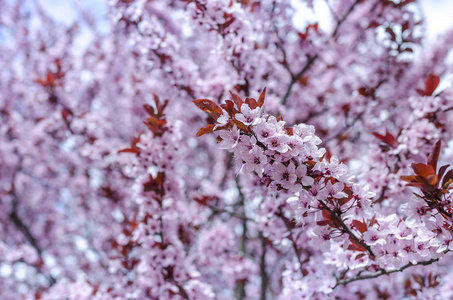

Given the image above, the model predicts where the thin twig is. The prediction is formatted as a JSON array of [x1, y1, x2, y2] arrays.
[[334, 255, 445, 288], [259, 232, 268, 300], [235, 176, 248, 300], [319, 200, 374, 257], [276, 210, 305, 273], [281, 0, 362, 105], [331, 0, 362, 37], [281, 54, 318, 105]]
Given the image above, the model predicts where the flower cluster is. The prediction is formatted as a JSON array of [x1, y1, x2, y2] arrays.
[[195, 89, 453, 293]]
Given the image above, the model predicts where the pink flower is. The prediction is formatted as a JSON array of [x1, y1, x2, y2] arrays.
[[235, 104, 261, 125], [253, 120, 276, 142], [242, 145, 267, 177], [290, 164, 314, 193], [363, 227, 385, 246], [272, 162, 297, 189], [218, 125, 240, 150], [266, 134, 290, 153], [317, 181, 347, 200]]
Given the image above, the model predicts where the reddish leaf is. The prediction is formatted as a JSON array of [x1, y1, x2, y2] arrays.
[[369, 214, 377, 227], [231, 119, 248, 132], [194, 195, 216, 205], [411, 163, 436, 178], [193, 99, 223, 120], [317, 220, 335, 227], [358, 87, 376, 98], [143, 104, 155, 116], [220, 99, 236, 117], [298, 23, 318, 40], [347, 238, 367, 252], [385, 27, 397, 42], [427, 140, 441, 171], [373, 130, 397, 147], [412, 274, 425, 288], [438, 164, 450, 182], [153, 94, 169, 115], [442, 169, 453, 189], [355, 253, 366, 260], [245, 97, 258, 109], [118, 135, 141, 154], [144, 116, 167, 135], [425, 73, 440, 96], [352, 220, 367, 234], [229, 91, 244, 110], [416, 88, 426, 96], [196, 124, 215, 137], [221, 15, 235, 30], [257, 87, 267, 107], [368, 21, 381, 28], [143, 172, 165, 196], [322, 209, 332, 220], [401, 175, 417, 183]]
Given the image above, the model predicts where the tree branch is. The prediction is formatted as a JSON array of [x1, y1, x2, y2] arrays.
[[319, 200, 375, 257], [259, 232, 268, 300], [235, 176, 248, 300], [334, 255, 445, 288], [276, 210, 305, 274], [281, 0, 362, 105]]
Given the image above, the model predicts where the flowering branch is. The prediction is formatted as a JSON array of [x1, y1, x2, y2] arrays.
[[334, 255, 445, 288]]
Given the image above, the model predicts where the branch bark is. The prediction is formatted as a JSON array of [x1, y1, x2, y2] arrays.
[[334, 255, 445, 288]]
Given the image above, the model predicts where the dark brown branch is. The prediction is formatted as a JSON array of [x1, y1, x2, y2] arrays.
[[319, 200, 375, 257], [9, 199, 56, 285], [235, 176, 248, 300], [276, 210, 305, 273], [320, 111, 364, 146], [281, 0, 362, 105], [332, 0, 362, 37], [281, 54, 318, 105], [259, 232, 268, 300], [334, 255, 445, 288]]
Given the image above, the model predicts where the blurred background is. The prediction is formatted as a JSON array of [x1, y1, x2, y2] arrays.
[[36, 0, 453, 47]]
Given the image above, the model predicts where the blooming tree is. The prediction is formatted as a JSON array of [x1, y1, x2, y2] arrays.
[[2, 0, 453, 299]]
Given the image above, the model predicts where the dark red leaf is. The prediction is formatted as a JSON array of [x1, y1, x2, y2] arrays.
[[352, 220, 367, 234], [194, 195, 216, 205], [425, 73, 440, 96], [368, 21, 381, 28], [193, 99, 223, 120], [317, 220, 335, 227], [347, 238, 367, 252], [372, 130, 397, 147], [118, 135, 141, 154], [229, 91, 244, 110], [442, 169, 453, 189], [427, 140, 441, 171], [196, 124, 215, 137], [411, 163, 436, 178], [369, 214, 377, 226], [412, 274, 425, 288], [401, 175, 417, 183], [231, 119, 248, 132], [385, 27, 396, 41], [143, 104, 155, 116], [416, 88, 426, 96], [322, 209, 331, 220], [245, 97, 258, 109], [257, 87, 267, 107], [438, 164, 450, 182]]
